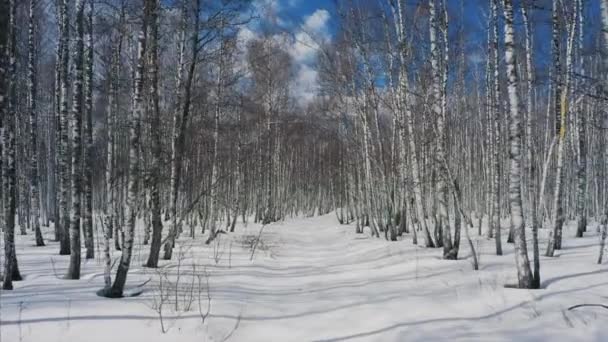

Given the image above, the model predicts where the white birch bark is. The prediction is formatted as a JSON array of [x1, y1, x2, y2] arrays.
[[597, 0, 608, 264], [392, 0, 433, 247], [83, 0, 94, 259], [206, 24, 226, 244], [491, 0, 502, 254], [430, 0, 453, 256], [67, 0, 85, 280], [521, 0, 540, 288], [503, 0, 534, 289], [58, 0, 71, 255], [163, 4, 189, 259], [106, 0, 149, 297], [575, 0, 587, 238], [145, 0, 163, 269], [2, 0, 23, 290], [547, 1, 577, 256], [28, 0, 44, 247]]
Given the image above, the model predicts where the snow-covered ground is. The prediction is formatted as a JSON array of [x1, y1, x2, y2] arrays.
[[1, 214, 607, 341]]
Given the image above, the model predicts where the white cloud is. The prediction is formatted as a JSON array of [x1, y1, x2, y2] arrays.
[[238, 6, 332, 106], [253, 0, 281, 15], [292, 64, 319, 105], [303, 9, 330, 33], [290, 9, 330, 63], [288, 9, 332, 105], [287, 0, 301, 8], [237, 26, 258, 49], [291, 32, 318, 63]]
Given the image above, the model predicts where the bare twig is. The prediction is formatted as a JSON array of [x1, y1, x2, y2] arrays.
[[567, 304, 608, 311], [221, 312, 242, 342], [250, 224, 267, 261]]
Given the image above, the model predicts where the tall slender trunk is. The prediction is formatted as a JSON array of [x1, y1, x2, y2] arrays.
[[58, 0, 71, 256], [145, 0, 163, 269], [230, 102, 243, 233], [430, 0, 453, 257], [52, 0, 63, 242], [547, 0, 577, 256], [206, 26, 225, 244], [598, 0, 608, 264], [392, 0, 433, 247], [521, 1, 540, 288], [28, 0, 44, 247], [164, 0, 200, 259], [83, 0, 94, 259], [491, 0, 502, 254], [263, 54, 275, 225], [2, 0, 23, 290], [164, 5, 188, 259], [484, 5, 493, 238], [67, 0, 85, 280], [103, 29, 122, 287], [503, 0, 534, 289], [106, 0, 149, 297], [575, 0, 587, 238]]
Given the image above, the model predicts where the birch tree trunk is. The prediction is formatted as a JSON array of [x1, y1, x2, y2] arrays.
[[58, 0, 71, 256], [503, 0, 534, 289], [230, 101, 243, 233], [164, 0, 200, 259], [547, 1, 577, 256], [82, 0, 94, 259], [521, 1, 540, 288], [145, 0, 163, 269], [491, 0, 502, 254], [28, 0, 44, 247], [430, 0, 453, 258], [164, 5, 188, 258], [598, 0, 608, 264], [105, 0, 149, 297], [206, 25, 226, 245], [52, 0, 63, 241], [392, 0, 434, 247], [67, 0, 85, 280], [103, 33, 121, 287], [2, 0, 23, 290], [575, 0, 587, 239]]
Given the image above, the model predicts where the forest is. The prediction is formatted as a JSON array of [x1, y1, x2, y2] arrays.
[[1, 0, 607, 341]]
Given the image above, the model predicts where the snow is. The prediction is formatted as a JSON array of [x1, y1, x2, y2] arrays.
[[1, 214, 607, 341]]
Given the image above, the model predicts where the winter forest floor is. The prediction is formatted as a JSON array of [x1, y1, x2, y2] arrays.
[[1, 214, 607, 342]]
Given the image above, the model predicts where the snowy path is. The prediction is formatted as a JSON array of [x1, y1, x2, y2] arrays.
[[1, 214, 607, 341]]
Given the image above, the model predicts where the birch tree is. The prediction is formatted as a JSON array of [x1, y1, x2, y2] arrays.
[[429, 0, 454, 258], [390, 0, 434, 247], [547, 0, 577, 257], [574, 0, 587, 239], [503, 0, 534, 289], [164, 0, 201, 260], [58, 0, 71, 256], [206, 21, 227, 245], [28, 0, 44, 247], [598, 0, 608, 264], [521, 0, 540, 288], [67, 0, 86, 280], [103, 0, 150, 297], [2, 0, 22, 290], [145, 0, 163, 268], [490, 0, 502, 255], [82, 0, 94, 259]]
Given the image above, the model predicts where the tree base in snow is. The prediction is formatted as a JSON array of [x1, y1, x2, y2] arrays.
[[97, 286, 145, 298]]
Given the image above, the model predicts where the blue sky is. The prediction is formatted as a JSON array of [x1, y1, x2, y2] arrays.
[[240, 0, 338, 104], [241, 0, 604, 103]]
